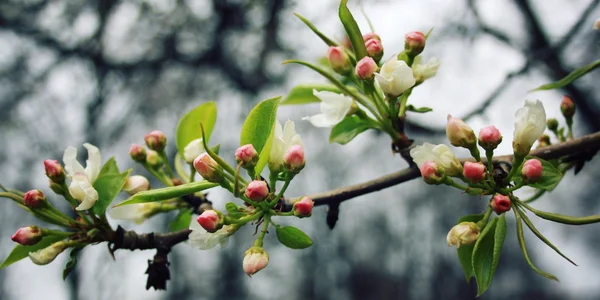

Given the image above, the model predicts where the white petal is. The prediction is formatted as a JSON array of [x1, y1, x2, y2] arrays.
[[188, 220, 228, 250], [83, 143, 101, 182], [390, 61, 416, 95], [282, 120, 297, 145], [302, 114, 339, 127], [63, 146, 85, 178], [110, 205, 145, 223], [69, 173, 99, 211], [183, 138, 205, 163]]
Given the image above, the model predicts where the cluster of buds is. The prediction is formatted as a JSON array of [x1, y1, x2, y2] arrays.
[[364, 32, 383, 62]]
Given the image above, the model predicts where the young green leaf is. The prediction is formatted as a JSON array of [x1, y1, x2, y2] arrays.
[[115, 180, 218, 207], [169, 208, 193, 232], [176, 102, 218, 157], [339, 0, 367, 60], [532, 59, 600, 91], [91, 169, 131, 215], [329, 115, 375, 144], [456, 214, 484, 282], [0, 235, 66, 269], [514, 209, 559, 281], [282, 84, 345, 105], [98, 157, 120, 175], [294, 13, 338, 47], [275, 226, 313, 249], [225, 202, 249, 219], [518, 208, 576, 265], [63, 247, 83, 280], [239, 96, 281, 175], [472, 215, 507, 296], [406, 104, 433, 113]]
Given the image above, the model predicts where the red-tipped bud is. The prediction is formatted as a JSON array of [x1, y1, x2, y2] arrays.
[[463, 161, 486, 183], [327, 46, 351, 75], [404, 31, 426, 56], [491, 194, 511, 214], [23, 189, 46, 208], [245, 180, 269, 201], [196, 210, 222, 233], [538, 134, 551, 148], [420, 161, 445, 185], [235, 144, 259, 169], [363, 32, 381, 42], [284, 144, 305, 172], [355, 56, 378, 80], [243, 246, 269, 277], [123, 175, 151, 195], [478, 126, 502, 151], [293, 196, 314, 218], [11, 226, 42, 246], [365, 38, 384, 62], [44, 160, 65, 183], [560, 95, 576, 119], [546, 118, 559, 131], [145, 150, 163, 168], [129, 144, 147, 162], [446, 115, 477, 148], [193, 153, 221, 182], [521, 159, 543, 183], [144, 130, 167, 152]]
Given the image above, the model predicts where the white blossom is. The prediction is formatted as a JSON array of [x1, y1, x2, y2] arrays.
[[109, 203, 159, 224], [188, 219, 233, 250], [513, 99, 546, 156], [412, 56, 440, 82], [63, 143, 101, 211], [374, 56, 416, 97], [302, 90, 352, 127], [268, 120, 303, 173], [183, 138, 205, 163], [410, 143, 463, 177]]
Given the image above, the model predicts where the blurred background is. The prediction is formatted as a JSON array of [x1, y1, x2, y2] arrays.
[[1, 0, 600, 299]]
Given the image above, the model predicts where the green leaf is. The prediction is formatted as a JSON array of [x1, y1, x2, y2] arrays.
[[91, 169, 131, 215], [169, 208, 193, 232], [294, 13, 338, 47], [63, 247, 83, 280], [225, 202, 249, 219], [406, 104, 433, 113], [456, 214, 484, 282], [329, 115, 374, 145], [513, 157, 563, 191], [275, 226, 313, 249], [532, 59, 600, 91], [518, 209, 576, 266], [282, 84, 344, 105], [472, 215, 507, 296], [514, 209, 559, 281], [115, 181, 218, 206], [176, 102, 218, 157], [98, 157, 120, 175], [240, 96, 281, 175], [339, 0, 367, 60], [0, 235, 65, 269]]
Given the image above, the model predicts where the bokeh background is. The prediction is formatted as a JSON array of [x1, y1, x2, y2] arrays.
[[1, 0, 600, 299]]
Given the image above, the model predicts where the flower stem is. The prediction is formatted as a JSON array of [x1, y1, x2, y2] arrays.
[[253, 213, 271, 247]]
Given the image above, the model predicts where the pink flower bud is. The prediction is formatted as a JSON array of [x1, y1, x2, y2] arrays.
[[23, 189, 46, 208], [44, 160, 65, 183], [446, 115, 477, 148], [365, 38, 384, 62], [560, 95, 575, 119], [478, 126, 502, 151], [243, 246, 269, 277], [197, 210, 222, 233], [145, 150, 163, 168], [293, 196, 314, 218], [327, 46, 351, 75], [284, 144, 305, 172], [420, 161, 445, 184], [355, 57, 378, 80], [11, 226, 42, 246], [193, 153, 221, 182], [129, 144, 147, 162], [245, 180, 269, 201], [363, 32, 381, 42], [235, 144, 259, 169], [404, 31, 426, 56], [521, 159, 543, 183], [463, 161, 486, 183], [144, 130, 167, 152], [123, 175, 151, 195], [491, 194, 511, 214]]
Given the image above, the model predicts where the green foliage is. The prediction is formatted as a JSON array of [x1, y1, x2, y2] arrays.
[[514, 209, 558, 281], [92, 169, 131, 215], [169, 208, 193, 232], [63, 247, 83, 280], [0, 235, 65, 269], [532, 59, 600, 91], [339, 0, 367, 60], [406, 104, 433, 113], [240, 96, 281, 175], [471, 215, 506, 296], [329, 115, 375, 144], [176, 102, 218, 157], [456, 214, 484, 282], [115, 181, 218, 206], [294, 13, 338, 47], [275, 225, 313, 249], [225, 202, 248, 219], [281, 84, 345, 105]]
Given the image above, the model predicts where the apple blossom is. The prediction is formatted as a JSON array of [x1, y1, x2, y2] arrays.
[[293, 196, 314, 218], [327, 46, 351, 75], [513, 99, 546, 157], [44, 159, 65, 183], [374, 56, 416, 97], [188, 219, 235, 250], [284, 144, 305, 172], [303, 90, 352, 128], [355, 56, 378, 80], [197, 210, 222, 232], [491, 194, 511, 214], [129, 144, 147, 162], [243, 246, 269, 277], [11, 226, 42, 246], [110, 202, 164, 224], [521, 159, 543, 183], [268, 120, 303, 173], [123, 175, 150, 195], [23, 189, 45, 208], [410, 143, 463, 177], [447, 222, 480, 249], [365, 38, 384, 61], [183, 138, 205, 164], [412, 56, 440, 83], [463, 162, 485, 183], [63, 143, 101, 211], [144, 130, 167, 152], [478, 126, 502, 151], [420, 161, 445, 184], [29, 241, 68, 265], [245, 180, 269, 201], [193, 153, 221, 182], [235, 144, 259, 169], [404, 31, 426, 56]]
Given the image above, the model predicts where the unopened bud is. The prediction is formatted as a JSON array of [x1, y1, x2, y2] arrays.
[[123, 175, 150, 195], [478, 126, 502, 151], [327, 46, 351, 75], [447, 222, 480, 248], [284, 144, 305, 173], [365, 38, 384, 62], [29, 241, 68, 265], [245, 180, 269, 202], [144, 130, 167, 152], [44, 160, 65, 183], [420, 161, 445, 185], [196, 210, 223, 232], [183, 138, 205, 164], [491, 194, 511, 214], [463, 161, 486, 183], [11, 226, 42, 246], [521, 159, 543, 183], [355, 56, 378, 80], [293, 196, 314, 218], [560, 95, 576, 120], [538, 134, 551, 148], [235, 144, 259, 169], [404, 31, 426, 56], [363, 32, 381, 42], [243, 246, 269, 277], [193, 153, 222, 183], [546, 118, 559, 131], [129, 144, 147, 162], [446, 115, 476, 148], [145, 150, 163, 168], [23, 189, 46, 208]]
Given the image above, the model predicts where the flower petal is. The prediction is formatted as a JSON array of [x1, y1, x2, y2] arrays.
[[83, 143, 101, 182], [63, 146, 85, 178], [183, 138, 205, 163], [302, 114, 339, 128], [69, 173, 99, 211]]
